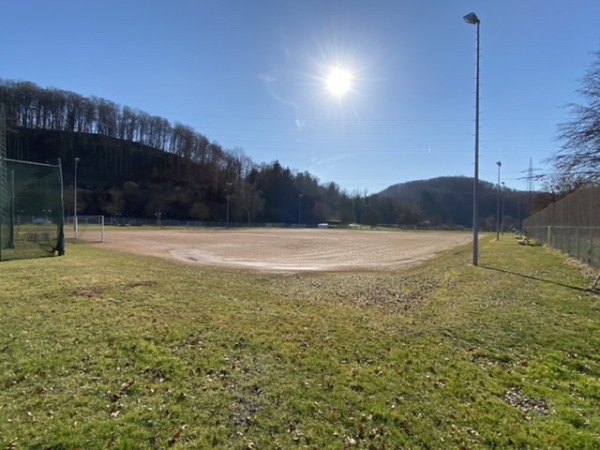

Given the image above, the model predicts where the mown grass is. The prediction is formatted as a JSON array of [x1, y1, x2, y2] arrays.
[[0, 234, 599, 449]]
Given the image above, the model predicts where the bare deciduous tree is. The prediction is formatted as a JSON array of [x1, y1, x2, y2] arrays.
[[552, 47, 600, 184]]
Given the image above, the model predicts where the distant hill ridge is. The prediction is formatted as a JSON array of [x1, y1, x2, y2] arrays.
[[380, 176, 530, 228]]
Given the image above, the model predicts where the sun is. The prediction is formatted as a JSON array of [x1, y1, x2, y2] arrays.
[[326, 67, 354, 97]]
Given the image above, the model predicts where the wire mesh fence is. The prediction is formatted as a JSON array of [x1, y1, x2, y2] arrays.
[[523, 186, 600, 268]]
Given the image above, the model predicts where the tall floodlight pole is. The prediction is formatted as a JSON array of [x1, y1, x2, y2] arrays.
[[226, 182, 232, 228], [501, 182, 506, 235], [298, 194, 303, 225], [496, 161, 502, 241], [74, 157, 80, 239], [464, 12, 480, 266]]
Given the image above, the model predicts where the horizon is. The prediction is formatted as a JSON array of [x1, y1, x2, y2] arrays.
[[3, 1, 599, 193]]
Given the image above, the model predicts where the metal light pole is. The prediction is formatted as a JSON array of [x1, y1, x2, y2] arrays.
[[298, 194, 303, 225], [501, 182, 506, 235], [464, 12, 480, 266], [360, 201, 370, 229], [74, 157, 80, 238], [496, 161, 502, 241], [226, 182, 232, 228]]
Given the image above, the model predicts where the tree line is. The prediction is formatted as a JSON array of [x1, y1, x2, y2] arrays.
[[1, 79, 527, 228], [1, 80, 427, 226]]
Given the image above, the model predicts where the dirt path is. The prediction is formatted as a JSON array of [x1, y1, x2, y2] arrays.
[[90, 228, 470, 272]]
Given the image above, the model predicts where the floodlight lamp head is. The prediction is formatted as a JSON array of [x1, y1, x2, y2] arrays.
[[496, 161, 502, 167], [463, 12, 480, 25]]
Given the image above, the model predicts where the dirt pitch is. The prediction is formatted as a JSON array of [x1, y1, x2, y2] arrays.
[[91, 228, 470, 272]]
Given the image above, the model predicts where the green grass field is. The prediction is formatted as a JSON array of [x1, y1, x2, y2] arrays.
[[1, 234, 599, 449]]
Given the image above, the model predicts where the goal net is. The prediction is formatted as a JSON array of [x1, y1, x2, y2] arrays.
[[64, 215, 105, 243], [0, 159, 66, 261]]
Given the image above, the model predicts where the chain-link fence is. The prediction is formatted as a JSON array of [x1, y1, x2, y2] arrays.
[[523, 186, 600, 268]]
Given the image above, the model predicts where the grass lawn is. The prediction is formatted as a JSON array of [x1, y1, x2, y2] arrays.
[[0, 234, 599, 449]]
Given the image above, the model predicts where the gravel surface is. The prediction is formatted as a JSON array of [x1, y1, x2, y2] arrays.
[[91, 228, 470, 272]]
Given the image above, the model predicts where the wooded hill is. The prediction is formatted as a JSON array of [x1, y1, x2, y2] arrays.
[[381, 177, 534, 230], [2, 80, 537, 228]]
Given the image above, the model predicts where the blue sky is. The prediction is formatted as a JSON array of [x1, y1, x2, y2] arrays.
[[2, 0, 599, 194]]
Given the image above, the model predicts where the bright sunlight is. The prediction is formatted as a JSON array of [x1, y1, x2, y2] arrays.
[[326, 67, 354, 97]]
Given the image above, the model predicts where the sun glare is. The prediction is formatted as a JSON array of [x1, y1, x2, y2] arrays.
[[326, 67, 353, 97]]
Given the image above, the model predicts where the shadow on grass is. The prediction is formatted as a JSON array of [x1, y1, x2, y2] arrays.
[[481, 265, 597, 294]]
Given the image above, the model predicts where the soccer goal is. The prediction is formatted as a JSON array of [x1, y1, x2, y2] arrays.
[[64, 215, 105, 243]]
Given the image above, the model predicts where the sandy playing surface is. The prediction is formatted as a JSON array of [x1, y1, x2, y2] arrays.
[[91, 228, 470, 272]]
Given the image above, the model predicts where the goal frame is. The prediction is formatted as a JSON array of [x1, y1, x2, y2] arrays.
[[65, 215, 105, 243]]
